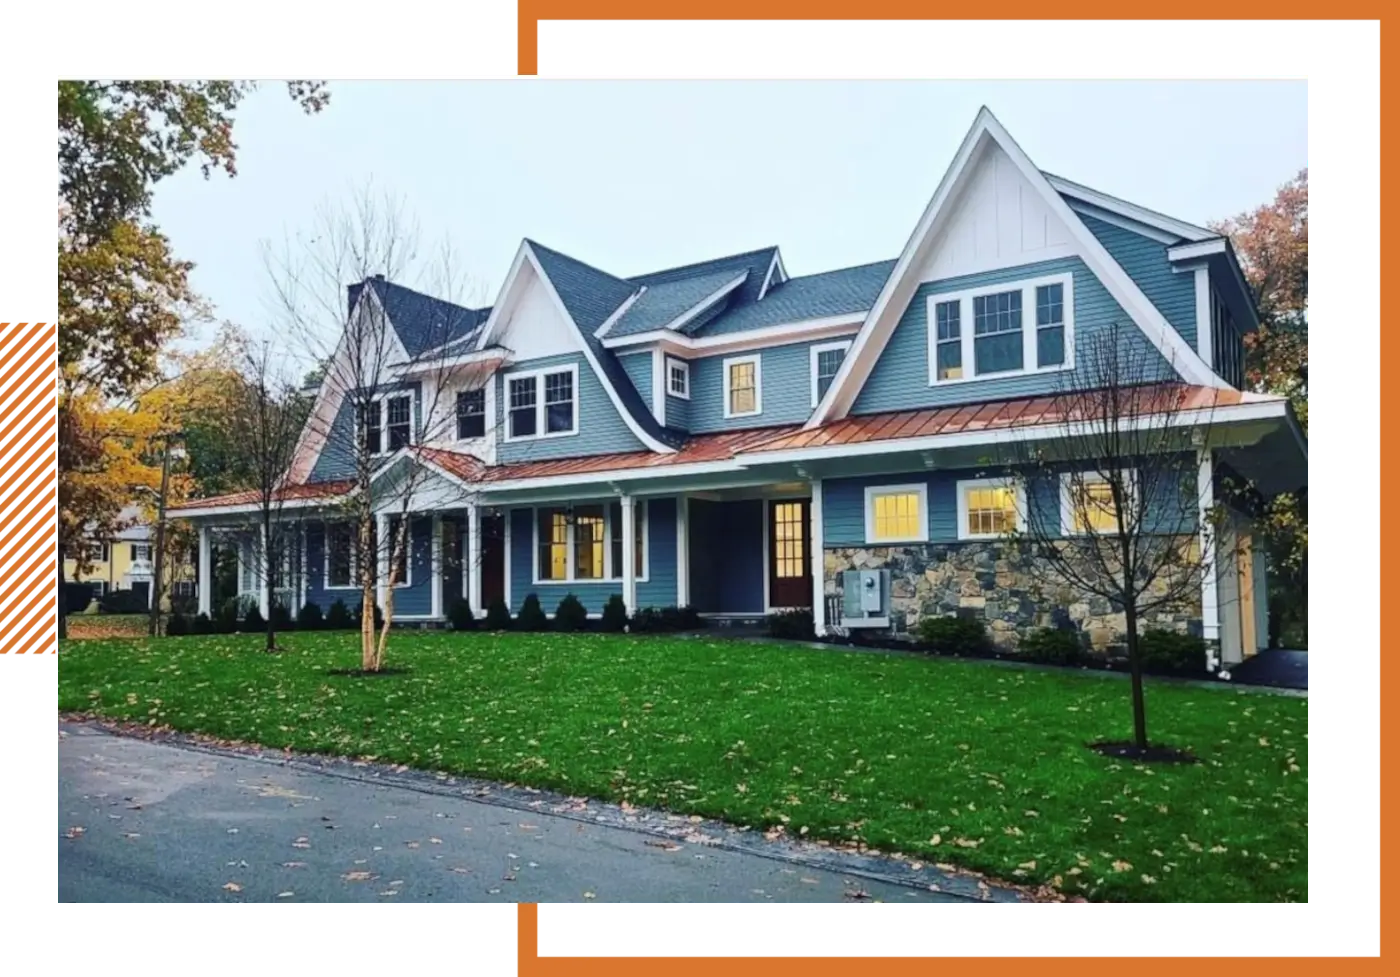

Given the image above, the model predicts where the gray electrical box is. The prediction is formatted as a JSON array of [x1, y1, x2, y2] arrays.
[[840, 569, 891, 628]]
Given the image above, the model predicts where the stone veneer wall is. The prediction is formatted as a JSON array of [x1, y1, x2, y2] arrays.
[[824, 541, 1202, 653]]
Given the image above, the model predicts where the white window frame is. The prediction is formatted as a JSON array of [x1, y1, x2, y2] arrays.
[[722, 354, 763, 418], [863, 483, 929, 545], [503, 363, 580, 442], [359, 390, 417, 456], [1059, 469, 1138, 537], [531, 501, 650, 586], [955, 476, 1028, 541], [89, 580, 107, 599], [173, 580, 195, 598], [454, 384, 489, 442], [810, 340, 852, 407], [131, 543, 151, 562], [95, 541, 109, 563], [666, 357, 690, 400], [323, 522, 360, 590], [925, 271, 1075, 386]]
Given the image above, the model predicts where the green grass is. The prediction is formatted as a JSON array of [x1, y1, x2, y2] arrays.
[[57, 630, 1307, 902]]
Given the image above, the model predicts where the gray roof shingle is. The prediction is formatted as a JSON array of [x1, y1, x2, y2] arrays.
[[689, 259, 894, 337], [348, 277, 488, 357], [606, 267, 749, 338]]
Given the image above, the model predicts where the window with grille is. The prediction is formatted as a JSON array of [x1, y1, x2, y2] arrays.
[[667, 359, 690, 399], [934, 300, 962, 380], [507, 367, 577, 440], [326, 523, 356, 587], [572, 505, 605, 580], [865, 484, 928, 543], [359, 400, 382, 454], [509, 376, 538, 438], [929, 274, 1073, 383], [772, 502, 806, 578], [725, 356, 761, 416], [456, 388, 486, 439], [958, 479, 1023, 539], [1035, 283, 1065, 368], [386, 395, 412, 450], [608, 501, 646, 580], [544, 370, 575, 434], [537, 508, 569, 581], [1062, 472, 1135, 535], [973, 290, 1024, 375], [811, 342, 850, 405]]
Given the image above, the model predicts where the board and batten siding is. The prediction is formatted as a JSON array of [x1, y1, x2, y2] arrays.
[[1077, 212, 1197, 350], [308, 380, 424, 483], [506, 497, 678, 614], [495, 352, 648, 463], [687, 340, 838, 434], [823, 463, 1196, 547], [851, 257, 1179, 416]]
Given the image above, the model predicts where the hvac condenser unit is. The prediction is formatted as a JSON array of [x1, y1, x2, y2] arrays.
[[840, 569, 891, 629]]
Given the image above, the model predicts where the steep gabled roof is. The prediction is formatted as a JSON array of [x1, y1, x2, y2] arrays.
[[628, 246, 779, 308], [604, 268, 749, 338], [691, 259, 895, 337], [349, 277, 488, 358]]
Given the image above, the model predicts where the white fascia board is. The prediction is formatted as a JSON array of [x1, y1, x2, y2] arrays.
[[757, 251, 787, 300], [477, 458, 750, 495], [1044, 173, 1217, 243], [600, 312, 866, 355], [1167, 239, 1229, 263], [172, 491, 354, 521]]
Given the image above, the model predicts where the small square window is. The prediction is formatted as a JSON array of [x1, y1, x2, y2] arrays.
[[957, 479, 1023, 540], [667, 359, 690, 399], [864, 484, 927, 543]]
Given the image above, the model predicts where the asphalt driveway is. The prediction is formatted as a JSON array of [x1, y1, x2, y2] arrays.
[[59, 721, 1023, 903]]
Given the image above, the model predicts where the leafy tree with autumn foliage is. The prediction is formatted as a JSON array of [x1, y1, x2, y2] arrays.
[[57, 81, 327, 638], [1213, 170, 1308, 646]]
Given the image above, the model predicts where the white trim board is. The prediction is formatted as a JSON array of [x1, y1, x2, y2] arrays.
[[600, 312, 865, 356], [809, 107, 1226, 431]]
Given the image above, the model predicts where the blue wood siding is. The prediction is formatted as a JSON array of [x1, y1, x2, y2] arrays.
[[687, 498, 765, 613], [823, 462, 1196, 545], [619, 352, 653, 413], [302, 516, 433, 616], [506, 497, 678, 614], [308, 380, 424, 482], [851, 257, 1179, 416], [665, 387, 690, 431], [1078, 212, 1196, 349], [687, 340, 830, 434], [496, 353, 648, 463]]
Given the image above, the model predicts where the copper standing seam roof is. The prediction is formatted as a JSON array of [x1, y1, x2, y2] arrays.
[[171, 385, 1264, 512], [168, 479, 357, 514]]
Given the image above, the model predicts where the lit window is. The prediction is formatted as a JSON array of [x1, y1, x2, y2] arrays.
[[725, 356, 761, 417], [456, 388, 486, 439], [509, 376, 537, 438], [386, 395, 412, 450], [811, 342, 850, 406], [667, 359, 690, 399], [1062, 472, 1134, 535], [934, 300, 962, 380], [572, 505, 605, 580], [957, 478, 1023, 540], [537, 508, 569, 581], [772, 501, 806, 579], [864, 484, 927, 543]]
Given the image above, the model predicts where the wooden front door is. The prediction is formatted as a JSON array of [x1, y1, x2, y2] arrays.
[[480, 514, 506, 607], [768, 499, 812, 609]]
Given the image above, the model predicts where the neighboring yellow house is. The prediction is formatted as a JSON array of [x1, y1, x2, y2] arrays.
[[65, 506, 197, 610]]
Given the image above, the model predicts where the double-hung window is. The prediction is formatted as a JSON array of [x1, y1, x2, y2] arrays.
[[359, 401, 382, 453], [358, 392, 414, 454], [535, 502, 648, 584], [810, 341, 851, 406], [131, 544, 151, 562], [386, 395, 412, 450], [928, 273, 1074, 383], [507, 366, 578, 440], [667, 358, 690, 399], [608, 501, 646, 580], [456, 388, 486, 439], [864, 484, 928, 544], [723, 355, 761, 417], [956, 477, 1025, 540], [1061, 470, 1136, 536]]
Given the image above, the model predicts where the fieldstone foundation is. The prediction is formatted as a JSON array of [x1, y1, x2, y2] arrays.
[[824, 541, 1201, 654]]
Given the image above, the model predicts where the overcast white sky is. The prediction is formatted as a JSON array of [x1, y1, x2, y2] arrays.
[[150, 80, 1307, 346]]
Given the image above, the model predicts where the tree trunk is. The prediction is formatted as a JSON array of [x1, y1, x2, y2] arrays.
[[373, 519, 407, 669], [1124, 600, 1148, 750], [57, 541, 68, 640], [360, 509, 376, 671], [264, 533, 277, 653]]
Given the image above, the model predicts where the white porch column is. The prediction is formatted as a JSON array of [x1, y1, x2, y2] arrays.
[[197, 524, 212, 617], [675, 495, 689, 608], [375, 513, 389, 612], [620, 494, 637, 613], [1197, 447, 1220, 664], [810, 479, 826, 636], [257, 522, 271, 618], [467, 503, 483, 616], [430, 513, 443, 619]]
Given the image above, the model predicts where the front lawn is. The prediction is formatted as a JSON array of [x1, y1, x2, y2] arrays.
[[57, 630, 1307, 901]]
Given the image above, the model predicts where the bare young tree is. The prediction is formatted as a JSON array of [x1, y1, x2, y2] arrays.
[[225, 337, 311, 650], [1001, 322, 1224, 753], [265, 187, 487, 671]]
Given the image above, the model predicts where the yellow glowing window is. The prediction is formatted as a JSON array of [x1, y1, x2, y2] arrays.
[[963, 484, 1019, 537], [727, 359, 758, 415], [573, 505, 606, 580], [1070, 479, 1122, 534], [537, 509, 569, 581], [868, 488, 924, 542], [772, 502, 806, 579]]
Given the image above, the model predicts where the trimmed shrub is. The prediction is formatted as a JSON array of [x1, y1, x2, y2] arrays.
[[1138, 630, 1207, 674], [271, 602, 295, 631], [64, 583, 95, 614], [677, 605, 704, 630], [1019, 627, 1084, 665], [216, 599, 239, 634], [554, 593, 588, 632], [600, 594, 629, 632], [517, 594, 548, 631], [325, 599, 353, 630], [629, 607, 666, 633], [98, 589, 147, 614], [165, 611, 189, 637], [242, 605, 265, 632], [297, 602, 324, 631], [170, 594, 198, 616], [192, 612, 213, 635], [448, 598, 475, 631], [917, 615, 989, 655], [484, 596, 513, 631], [767, 608, 816, 641]]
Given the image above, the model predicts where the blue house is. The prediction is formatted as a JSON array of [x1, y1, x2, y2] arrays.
[[175, 109, 1306, 671]]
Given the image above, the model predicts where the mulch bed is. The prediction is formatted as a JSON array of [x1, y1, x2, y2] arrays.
[[324, 666, 413, 678]]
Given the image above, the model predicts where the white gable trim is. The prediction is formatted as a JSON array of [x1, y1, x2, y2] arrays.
[[1044, 173, 1216, 244], [601, 311, 865, 357], [664, 272, 749, 333], [757, 250, 787, 300], [1067, 199, 1182, 246], [809, 108, 1225, 429], [517, 243, 676, 455]]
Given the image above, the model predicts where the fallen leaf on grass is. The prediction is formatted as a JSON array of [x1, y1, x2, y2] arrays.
[[277, 891, 294, 899], [341, 871, 375, 882], [63, 827, 85, 839], [644, 840, 682, 852], [282, 862, 307, 869], [583, 891, 596, 899], [222, 882, 243, 892], [429, 837, 442, 845]]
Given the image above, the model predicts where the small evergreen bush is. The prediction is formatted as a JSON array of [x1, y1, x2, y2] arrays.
[[448, 598, 475, 631], [325, 599, 353, 630], [165, 611, 189, 637], [484, 596, 513, 631], [1019, 627, 1084, 665], [1138, 630, 1207, 674], [599, 594, 629, 632], [217, 599, 240, 634], [554, 593, 589, 632], [767, 608, 816, 641], [916, 615, 989, 655], [242, 605, 265, 632], [630, 607, 666, 633], [517, 593, 548, 631], [271, 602, 295, 631], [192, 612, 213, 635], [297, 602, 324, 631]]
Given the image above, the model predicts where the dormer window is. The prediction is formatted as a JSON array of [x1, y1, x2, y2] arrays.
[[358, 392, 414, 454], [927, 273, 1074, 384], [667, 358, 690, 399]]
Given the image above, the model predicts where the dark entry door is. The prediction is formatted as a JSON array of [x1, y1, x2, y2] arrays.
[[480, 513, 506, 607], [768, 499, 812, 609]]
